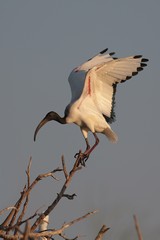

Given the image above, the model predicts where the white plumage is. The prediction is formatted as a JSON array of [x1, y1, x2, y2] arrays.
[[34, 48, 148, 161]]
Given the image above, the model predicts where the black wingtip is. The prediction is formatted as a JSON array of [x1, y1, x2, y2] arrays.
[[141, 63, 147, 67], [100, 48, 108, 54], [132, 71, 138, 76], [142, 58, 149, 62], [134, 55, 142, 59], [125, 76, 132, 80], [109, 52, 116, 56], [137, 67, 143, 72]]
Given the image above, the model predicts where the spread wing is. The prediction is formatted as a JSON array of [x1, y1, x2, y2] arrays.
[[68, 48, 115, 103], [79, 55, 148, 123]]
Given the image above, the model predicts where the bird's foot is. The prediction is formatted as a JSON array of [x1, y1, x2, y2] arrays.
[[74, 150, 89, 167]]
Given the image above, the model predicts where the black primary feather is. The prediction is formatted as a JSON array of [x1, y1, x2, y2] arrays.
[[104, 83, 117, 124]]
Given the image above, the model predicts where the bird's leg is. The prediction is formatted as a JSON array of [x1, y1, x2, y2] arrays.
[[74, 138, 91, 166], [85, 138, 91, 151], [74, 134, 99, 166], [83, 133, 99, 161], [74, 138, 90, 158]]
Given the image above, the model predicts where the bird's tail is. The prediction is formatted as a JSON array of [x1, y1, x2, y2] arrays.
[[104, 127, 118, 143]]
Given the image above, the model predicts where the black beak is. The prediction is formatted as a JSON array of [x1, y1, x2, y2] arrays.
[[34, 116, 49, 141]]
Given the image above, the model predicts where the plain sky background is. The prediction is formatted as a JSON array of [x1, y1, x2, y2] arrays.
[[0, 1, 159, 239]]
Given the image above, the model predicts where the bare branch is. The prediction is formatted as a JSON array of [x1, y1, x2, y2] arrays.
[[14, 158, 32, 235], [19, 210, 39, 226], [0, 207, 17, 216], [7, 185, 27, 231], [59, 232, 79, 240], [95, 225, 110, 240], [31, 155, 83, 232], [30, 210, 97, 238], [23, 222, 30, 240], [62, 155, 68, 179], [133, 215, 143, 240], [0, 209, 39, 233], [63, 210, 98, 229], [0, 210, 97, 239], [1, 161, 62, 230]]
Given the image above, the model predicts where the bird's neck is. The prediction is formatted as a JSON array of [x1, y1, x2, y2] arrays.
[[55, 114, 66, 124]]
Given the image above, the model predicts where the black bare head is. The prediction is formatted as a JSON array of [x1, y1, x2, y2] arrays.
[[34, 111, 66, 141]]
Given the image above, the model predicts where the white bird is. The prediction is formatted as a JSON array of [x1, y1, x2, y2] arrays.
[[34, 48, 148, 161]]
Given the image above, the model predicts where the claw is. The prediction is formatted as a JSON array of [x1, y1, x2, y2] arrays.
[[74, 149, 90, 166], [74, 150, 81, 158], [74, 153, 79, 158], [78, 153, 89, 166]]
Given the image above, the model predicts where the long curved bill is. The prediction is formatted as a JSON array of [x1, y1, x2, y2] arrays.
[[34, 117, 49, 141]]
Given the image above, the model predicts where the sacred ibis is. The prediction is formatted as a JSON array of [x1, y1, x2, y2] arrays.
[[34, 48, 148, 160]]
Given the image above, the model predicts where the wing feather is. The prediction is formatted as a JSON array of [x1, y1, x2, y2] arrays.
[[68, 48, 115, 103], [79, 55, 148, 122]]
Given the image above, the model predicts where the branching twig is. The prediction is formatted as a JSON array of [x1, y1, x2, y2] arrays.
[[14, 158, 32, 235], [0, 210, 97, 240], [31, 155, 82, 232], [133, 215, 143, 240], [1, 161, 63, 230], [0, 154, 105, 240], [30, 210, 97, 238], [6, 185, 27, 231]]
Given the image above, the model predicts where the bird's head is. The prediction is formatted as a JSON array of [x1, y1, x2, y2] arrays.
[[34, 111, 62, 141]]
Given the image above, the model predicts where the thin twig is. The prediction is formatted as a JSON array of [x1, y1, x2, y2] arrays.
[[95, 225, 110, 240], [31, 210, 97, 238], [59, 232, 79, 240], [2, 209, 40, 232], [1, 161, 62, 229], [0, 210, 97, 240], [133, 215, 143, 240], [62, 155, 68, 179], [7, 185, 27, 232], [14, 158, 32, 235], [0, 207, 17, 216], [1, 185, 27, 229]]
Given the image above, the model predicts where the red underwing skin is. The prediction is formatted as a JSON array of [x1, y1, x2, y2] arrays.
[[88, 76, 91, 96]]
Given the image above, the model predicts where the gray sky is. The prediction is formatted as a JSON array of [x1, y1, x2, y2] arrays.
[[0, 1, 159, 239]]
